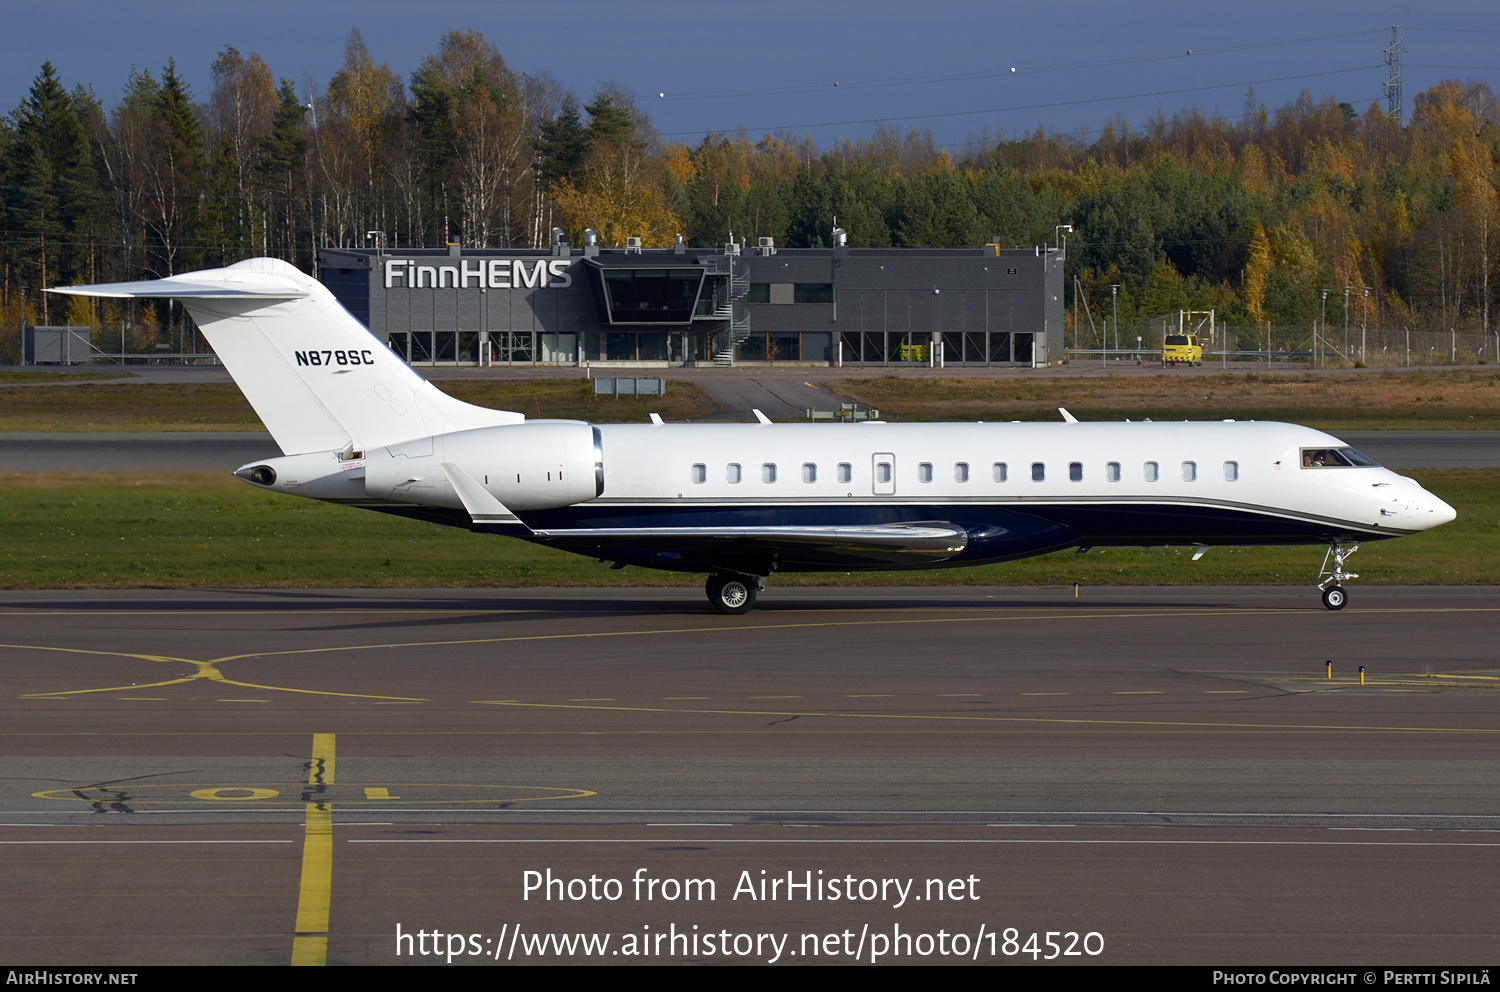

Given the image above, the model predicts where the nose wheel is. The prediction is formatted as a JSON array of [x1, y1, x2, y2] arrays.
[[706, 573, 762, 615], [1317, 542, 1359, 611]]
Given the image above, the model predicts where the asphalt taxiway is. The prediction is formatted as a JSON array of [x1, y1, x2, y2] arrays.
[[2, 586, 1497, 965]]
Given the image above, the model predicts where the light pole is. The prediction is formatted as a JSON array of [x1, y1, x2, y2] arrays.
[[1110, 284, 1120, 361], [1320, 289, 1329, 367], [1361, 287, 1370, 362], [1350, 283, 1362, 361]]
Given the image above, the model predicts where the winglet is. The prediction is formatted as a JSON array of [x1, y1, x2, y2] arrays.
[[1059, 407, 1078, 423], [441, 463, 532, 534], [753, 409, 772, 424]]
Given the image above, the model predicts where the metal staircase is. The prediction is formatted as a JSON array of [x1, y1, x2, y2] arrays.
[[708, 256, 752, 365]]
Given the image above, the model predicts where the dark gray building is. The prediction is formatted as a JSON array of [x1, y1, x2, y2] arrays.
[[318, 232, 1063, 368]]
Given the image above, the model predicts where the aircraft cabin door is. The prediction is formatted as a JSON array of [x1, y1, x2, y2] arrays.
[[873, 452, 896, 495]]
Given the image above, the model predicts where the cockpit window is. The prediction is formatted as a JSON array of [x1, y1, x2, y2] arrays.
[[1300, 447, 1380, 468]]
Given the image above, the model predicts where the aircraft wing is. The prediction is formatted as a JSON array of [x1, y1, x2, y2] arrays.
[[525, 522, 972, 571]]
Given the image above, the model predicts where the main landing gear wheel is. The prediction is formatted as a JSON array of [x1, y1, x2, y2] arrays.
[[1321, 585, 1347, 611], [706, 574, 757, 615]]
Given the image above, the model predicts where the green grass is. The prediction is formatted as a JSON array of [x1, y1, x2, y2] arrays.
[[0, 371, 131, 384], [2, 469, 1492, 589], [832, 369, 1500, 431], [0, 379, 716, 431]]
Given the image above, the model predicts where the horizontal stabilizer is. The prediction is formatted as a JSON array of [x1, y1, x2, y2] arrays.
[[48, 264, 308, 302]]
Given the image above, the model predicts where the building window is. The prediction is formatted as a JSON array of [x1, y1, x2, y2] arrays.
[[955, 462, 969, 483], [837, 462, 852, 484], [993, 462, 1008, 483], [762, 463, 777, 483], [691, 463, 706, 484], [802, 463, 817, 483], [1032, 462, 1045, 482], [1144, 461, 1159, 482], [747, 283, 770, 304], [1069, 462, 1083, 482], [727, 463, 741, 484], [1106, 461, 1121, 482], [793, 283, 833, 304]]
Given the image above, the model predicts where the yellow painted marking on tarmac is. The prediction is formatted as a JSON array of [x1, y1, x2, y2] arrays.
[[190, 787, 278, 801], [198, 605, 1500, 669], [568, 698, 616, 701], [32, 783, 598, 805], [292, 733, 335, 967], [1113, 691, 1164, 695], [1024, 692, 1069, 696], [473, 699, 1500, 735], [8, 642, 427, 701], [847, 694, 894, 698], [1206, 690, 1250, 693]]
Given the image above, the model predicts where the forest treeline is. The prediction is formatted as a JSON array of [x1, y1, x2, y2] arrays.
[[2, 26, 1498, 349]]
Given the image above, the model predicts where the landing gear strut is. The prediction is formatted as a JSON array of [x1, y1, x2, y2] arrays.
[[706, 573, 762, 615], [1317, 542, 1360, 611]]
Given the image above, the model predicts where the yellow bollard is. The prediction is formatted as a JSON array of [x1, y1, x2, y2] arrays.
[[1359, 666, 1366, 686], [1326, 661, 1332, 680]]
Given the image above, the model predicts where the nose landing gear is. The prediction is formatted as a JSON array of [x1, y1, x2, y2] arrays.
[[1317, 542, 1360, 611]]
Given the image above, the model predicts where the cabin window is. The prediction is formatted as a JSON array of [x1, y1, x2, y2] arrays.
[[762, 463, 777, 483], [993, 462, 1008, 483], [1106, 461, 1121, 482], [1069, 462, 1083, 482], [727, 463, 741, 483], [691, 463, 706, 484], [837, 462, 852, 484], [955, 462, 969, 483], [1144, 461, 1159, 482], [876, 463, 892, 484], [918, 462, 933, 483], [1031, 462, 1045, 482], [802, 462, 817, 483], [1182, 461, 1197, 482], [1223, 460, 1239, 482]]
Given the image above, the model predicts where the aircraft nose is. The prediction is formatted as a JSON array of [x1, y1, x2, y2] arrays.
[[1427, 493, 1457, 528]]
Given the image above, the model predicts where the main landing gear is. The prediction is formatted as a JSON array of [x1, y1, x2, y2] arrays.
[[706, 573, 764, 615], [1317, 541, 1360, 611]]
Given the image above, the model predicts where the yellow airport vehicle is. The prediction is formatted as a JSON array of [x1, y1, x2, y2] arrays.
[[1162, 332, 1203, 366]]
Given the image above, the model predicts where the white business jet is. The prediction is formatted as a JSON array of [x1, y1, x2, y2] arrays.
[[53, 258, 1456, 614]]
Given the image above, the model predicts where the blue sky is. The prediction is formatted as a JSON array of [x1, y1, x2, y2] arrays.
[[5, 0, 1497, 150]]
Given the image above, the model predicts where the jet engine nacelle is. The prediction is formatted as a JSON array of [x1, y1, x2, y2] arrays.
[[364, 421, 602, 511]]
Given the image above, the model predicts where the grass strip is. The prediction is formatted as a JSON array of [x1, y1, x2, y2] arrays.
[[831, 369, 1500, 431], [0, 379, 716, 432], [2, 469, 1492, 589]]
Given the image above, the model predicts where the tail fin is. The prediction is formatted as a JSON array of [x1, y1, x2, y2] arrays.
[[50, 258, 521, 455]]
